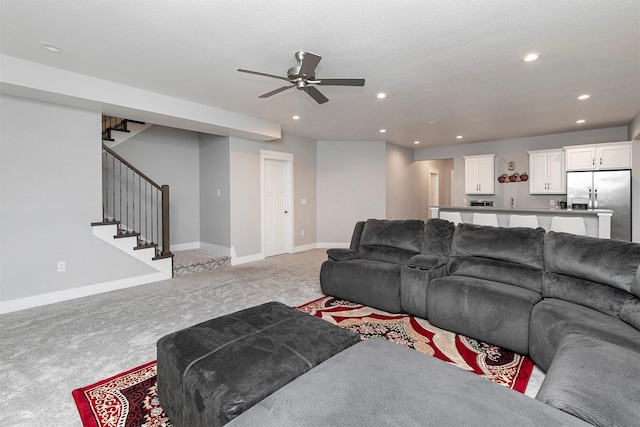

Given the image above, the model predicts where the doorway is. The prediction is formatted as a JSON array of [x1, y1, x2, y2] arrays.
[[261, 150, 293, 257], [429, 170, 439, 218]]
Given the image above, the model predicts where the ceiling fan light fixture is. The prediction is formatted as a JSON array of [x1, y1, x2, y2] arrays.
[[522, 53, 541, 62]]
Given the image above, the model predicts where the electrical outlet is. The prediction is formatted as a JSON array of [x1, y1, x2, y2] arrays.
[[301, 229, 305, 236], [57, 261, 66, 272], [550, 199, 555, 206]]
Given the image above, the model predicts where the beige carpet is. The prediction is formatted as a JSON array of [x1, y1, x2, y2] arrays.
[[0, 250, 326, 427]]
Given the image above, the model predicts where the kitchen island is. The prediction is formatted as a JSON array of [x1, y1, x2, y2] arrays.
[[429, 206, 613, 238]]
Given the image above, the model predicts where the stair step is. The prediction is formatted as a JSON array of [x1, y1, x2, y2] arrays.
[[114, 231, 140, 239], [91, 220, 120, 227], [106, 127, 131, 134], [153, 253, 174, 261], [135, 243, 158, 250]]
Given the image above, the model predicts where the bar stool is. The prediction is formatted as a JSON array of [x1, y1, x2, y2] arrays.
[[439, 211, 462, 225], [508, 214, 539, 229], [472, 213, 499, 227], [550, 216, 586, 236]]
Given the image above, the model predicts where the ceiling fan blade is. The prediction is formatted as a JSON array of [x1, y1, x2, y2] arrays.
[[237, 68, 290, 81], [305, 86, 329, 104], [298, 52, 322, 77], [316, 78, 365, 86], [259, 85, 294, 98]]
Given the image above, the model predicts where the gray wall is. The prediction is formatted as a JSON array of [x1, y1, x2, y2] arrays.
[[386, 143, 454, 220], [113, 125, 201, 246], [229, 133, 318, 257], [0, 95, 155, 302], [415, 126, 629, 209], [317, 141, 386, 244], [199, 134, 231, 250]]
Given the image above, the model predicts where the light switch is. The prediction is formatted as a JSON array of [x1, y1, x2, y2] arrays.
[[301, 198, 307, 205]]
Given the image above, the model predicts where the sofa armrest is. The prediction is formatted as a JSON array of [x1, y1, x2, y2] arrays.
[[327, 248, 360, 262], [407, 255, 447, 269]]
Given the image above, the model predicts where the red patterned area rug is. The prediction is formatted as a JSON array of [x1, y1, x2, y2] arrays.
[[298, 296, 534, 393], [72, 297, 534, 427]]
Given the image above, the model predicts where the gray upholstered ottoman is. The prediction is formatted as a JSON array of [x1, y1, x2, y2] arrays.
[[156, 301, 360, 427]]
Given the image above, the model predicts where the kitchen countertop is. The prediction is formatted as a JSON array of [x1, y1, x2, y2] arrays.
[[432, 206, 613, 216]]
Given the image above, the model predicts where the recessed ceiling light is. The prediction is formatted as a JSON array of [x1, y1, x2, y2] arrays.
[[40, 42, 63, 53], [414, 141, 420, 145], [522, 53, 541, 62], [456, 135, 463, 139], [376, 93, 387, 99], [292, 115, 300, 120], [578, 94, 590, 100], [428, 121, 437, 125], [379, 129, 386, 133], [576, 119, 586, 124]]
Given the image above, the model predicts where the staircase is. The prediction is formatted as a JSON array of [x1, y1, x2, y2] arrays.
[[102, 115, 152, 148], [93, 117, 173, 277]]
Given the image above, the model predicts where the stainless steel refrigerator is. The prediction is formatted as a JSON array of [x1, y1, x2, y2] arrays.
[[566, 170, 632, 241]]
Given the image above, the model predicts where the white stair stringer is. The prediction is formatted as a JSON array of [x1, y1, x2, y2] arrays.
[[103, 122, 153, 149], [92, 223, 173, 277]]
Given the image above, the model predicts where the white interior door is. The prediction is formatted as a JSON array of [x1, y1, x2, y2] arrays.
[[264, 159, 288, 257]]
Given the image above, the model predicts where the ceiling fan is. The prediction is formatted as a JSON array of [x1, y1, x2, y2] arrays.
[[237, 51, 365, 104]]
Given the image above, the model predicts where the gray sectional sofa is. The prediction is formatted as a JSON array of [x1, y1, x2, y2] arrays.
[[318, 218, 640, 426]]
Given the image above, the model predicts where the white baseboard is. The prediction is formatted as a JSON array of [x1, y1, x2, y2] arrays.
[[0, 272, 169, 314], [316, 242, 350, 249], [170, 242, 201, 251], [231, 252, 265, 266], [170, 242, 231, 255], [292, 243, 318, 253]]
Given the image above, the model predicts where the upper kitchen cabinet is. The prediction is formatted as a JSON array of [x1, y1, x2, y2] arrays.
[[564, 142, 632, 171], [528, 149, 566, 194], [464, 154, 495, 195]]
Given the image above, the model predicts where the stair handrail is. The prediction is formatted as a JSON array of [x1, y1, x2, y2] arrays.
[[101, 143, 171, 258]]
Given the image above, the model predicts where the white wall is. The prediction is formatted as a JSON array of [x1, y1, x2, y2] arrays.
[[415, 126, 629, 209], [0, 95, 156, 306], [317, 141, 386, 244], [113, 125, 201, 246]]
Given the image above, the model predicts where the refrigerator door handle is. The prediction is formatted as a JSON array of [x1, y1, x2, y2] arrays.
[[594, 188, 598, 209]]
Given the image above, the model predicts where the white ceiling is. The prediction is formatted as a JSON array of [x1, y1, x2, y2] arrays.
[[1, 0, 639, 148]]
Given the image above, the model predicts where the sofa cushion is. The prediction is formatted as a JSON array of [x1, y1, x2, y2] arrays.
[[529, 298, 640, 371], [427, 276, 542, 354], [449, 256, 543, 293], [451, 223, 545, 269], [544, 231, 640, 297], [320, 259, 402, 313], [543, 271, 634, 318], [421, 218, 455, 256], [229, 339, 589, 427], [358, 219, 424, 263], [536, 334, 640, 427]]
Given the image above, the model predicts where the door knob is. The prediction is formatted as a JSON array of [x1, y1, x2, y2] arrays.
[[284, 210, 289, 214]]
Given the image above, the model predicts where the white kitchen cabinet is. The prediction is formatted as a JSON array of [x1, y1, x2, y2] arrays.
[[528, 149, 566, 194], [464, 154, 495, 195], [564, 142, 632, 171]]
